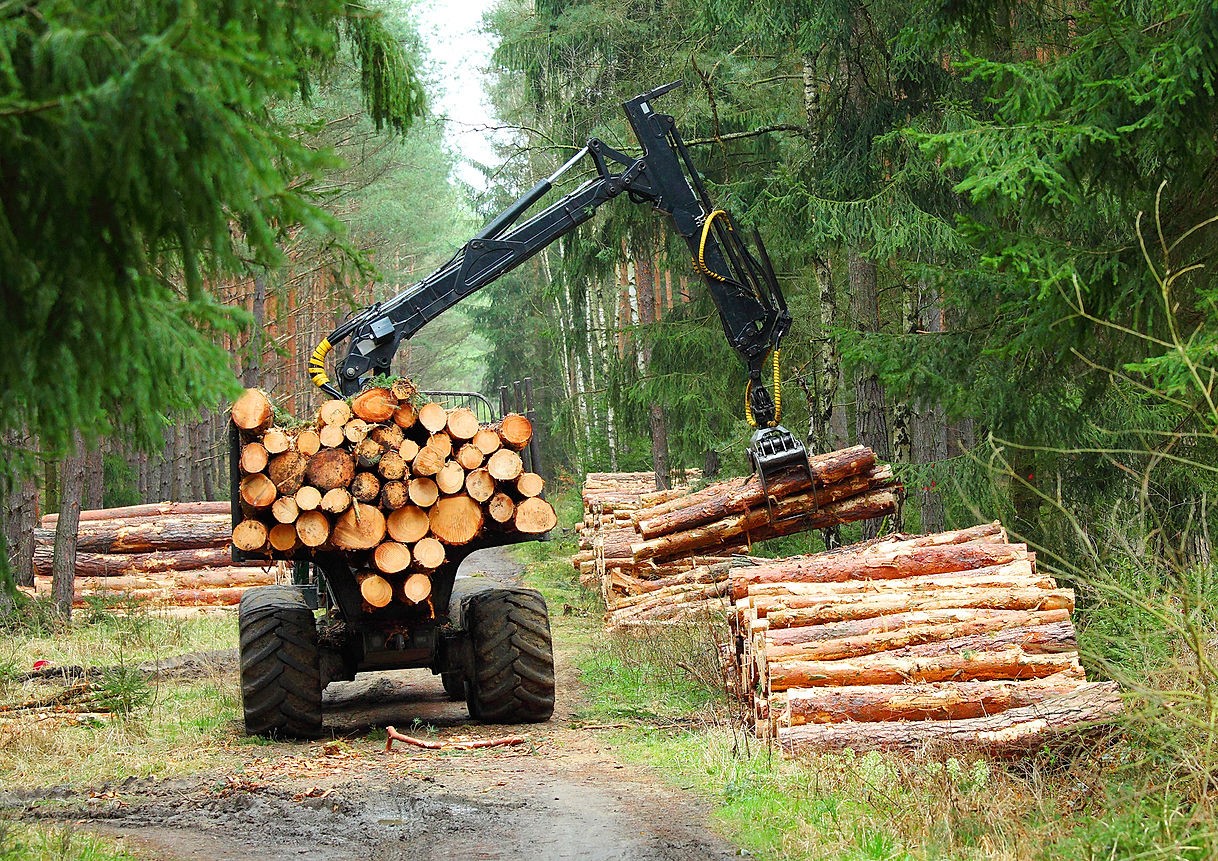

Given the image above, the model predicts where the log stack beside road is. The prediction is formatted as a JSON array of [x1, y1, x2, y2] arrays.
[[33, 501, 277, 607], [731, 522, 1122, 754], [575, 446, 901, 630], [230, 383, 557, 611]]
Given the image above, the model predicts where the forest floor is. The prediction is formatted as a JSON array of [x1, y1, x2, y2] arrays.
[[0, 547, 739, 861]]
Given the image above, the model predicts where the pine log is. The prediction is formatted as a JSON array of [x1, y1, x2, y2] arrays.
[[412, 537, 446, 569], [633, 487, 899, 562], [428, 433, 454, 459], [380, 480, 409, 510], [446, 407, 480, 441], [295, 486, 323, 512], [436, 461, 466, 495], [350, 471, 381, 504], [408, 477, 439, 508], [267, 451, 308, 496], [296, 429, 321, 456], [319, 423, 346, 448], [35, 515, 230, 554], [487, 449, 523, 481], [332, 503, 386, 550], [393, 402, 417, 429], [765, 608, 1072, 660], [749, 572, 1054, 615], [418, 402, 448, 433], [231, 389, 273, 432], [730, 533, 1025, 600], [42, 567, 277, 593], [354, 437, 385, 470], [269, 523, 300, 552], [262, 427, 290, 455], [239, 443, 268, 475], [634, 446, 877, 538], [239, 474, 277, 509], [51, 584, 256, 608], [358, 572, 394, 608], [768, 646, 1083, 692], [271, 497, 299, 525], [517, 472, 545, 498], [232, 521, 268, 554], [320, 488, 352, 515], [497, 413, 532, 450], [319, 399, 353, 427], [399, 438, 420, 462], [352, 387, 397, 423], [373, 541, 412, 574], [296, 510, 331, 548], [778, 684, 1122, 754], [378, 450, 407, 481], [472, 428, 501, 455], [387, 505, 430, 544], [466, 469, 495, 502], [782, 675, 1094, 724], [762, 587, 1074, 629], [487, 493, 515, 524], [344, 419, 369, 444], [745, 559, 1041, 599], [456, 444, 484, 471], [370, 424, 405, 450], [402, 572, 433, 603], [36, 544, 242, 576], [306, 449, 355, 491], [515, 498, 557, 534], [412, 445, 445, 477], [41, 501, 230, 527], [429, 496, 483, 545]]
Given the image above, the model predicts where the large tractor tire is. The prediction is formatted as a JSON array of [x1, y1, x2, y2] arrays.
[[466, 588, 555, 723], [239, 586, 323, 738]]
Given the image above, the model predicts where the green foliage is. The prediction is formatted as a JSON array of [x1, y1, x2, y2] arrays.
[[0, 0, 425, 457]]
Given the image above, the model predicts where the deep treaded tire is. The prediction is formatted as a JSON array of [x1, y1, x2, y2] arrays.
[[466, 589, 555, 723], [239, 586, 323, 738]]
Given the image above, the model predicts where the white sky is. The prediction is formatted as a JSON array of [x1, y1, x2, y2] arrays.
[[410, 0, 510, 190]]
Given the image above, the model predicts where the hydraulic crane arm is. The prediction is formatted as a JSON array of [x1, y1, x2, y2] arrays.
[[310, 81, 810, 483]]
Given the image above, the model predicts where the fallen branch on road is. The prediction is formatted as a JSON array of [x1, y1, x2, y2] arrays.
[[384, 725, 526, 752]]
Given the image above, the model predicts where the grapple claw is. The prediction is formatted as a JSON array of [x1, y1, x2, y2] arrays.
[[747, 425, 815, 523]]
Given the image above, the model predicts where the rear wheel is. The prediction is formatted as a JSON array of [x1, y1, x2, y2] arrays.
[[239, 586, 323, 738], [466, 589, 555, 723]]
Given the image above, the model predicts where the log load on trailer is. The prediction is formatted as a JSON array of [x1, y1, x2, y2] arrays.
[[231, 82, 831, 737]]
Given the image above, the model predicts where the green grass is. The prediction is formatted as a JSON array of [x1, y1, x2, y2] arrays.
[[0, 603, 246, 788], [0, 822, 146, 861]]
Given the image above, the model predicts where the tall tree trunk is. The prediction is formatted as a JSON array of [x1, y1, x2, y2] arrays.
[[912, 281, 948, 534], [243, 271, 267, 388], [2, 428, 39, 587], [84, 439, 105, 510], [849, 251, 890, 540], [52, 431, 87, 618], [635, 237, 670, 491], [594, 279, 620, 471]]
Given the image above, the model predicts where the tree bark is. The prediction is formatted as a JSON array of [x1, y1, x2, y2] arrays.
[[34, 515, 230, 553], [848, 251, 890, 540], [779, 684, 1122, 753], [51, 431, 88, 617]]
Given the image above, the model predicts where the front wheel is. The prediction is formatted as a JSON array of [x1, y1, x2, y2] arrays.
[[239, 586, 323, 738]]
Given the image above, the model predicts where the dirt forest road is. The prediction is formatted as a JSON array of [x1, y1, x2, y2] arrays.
[[4, 548, 740, 861]]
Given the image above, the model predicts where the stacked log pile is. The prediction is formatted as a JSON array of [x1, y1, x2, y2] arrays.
[[575, 446, 900, 630], [230, 383, 557, 611], [34, 502, 276, 607], [731, 523, 1122, 754]]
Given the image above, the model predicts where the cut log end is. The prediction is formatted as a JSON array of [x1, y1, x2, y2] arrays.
[[232, 389, 273, 432]]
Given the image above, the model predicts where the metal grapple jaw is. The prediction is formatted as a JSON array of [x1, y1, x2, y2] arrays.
[[747, 425, 814, 521]]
